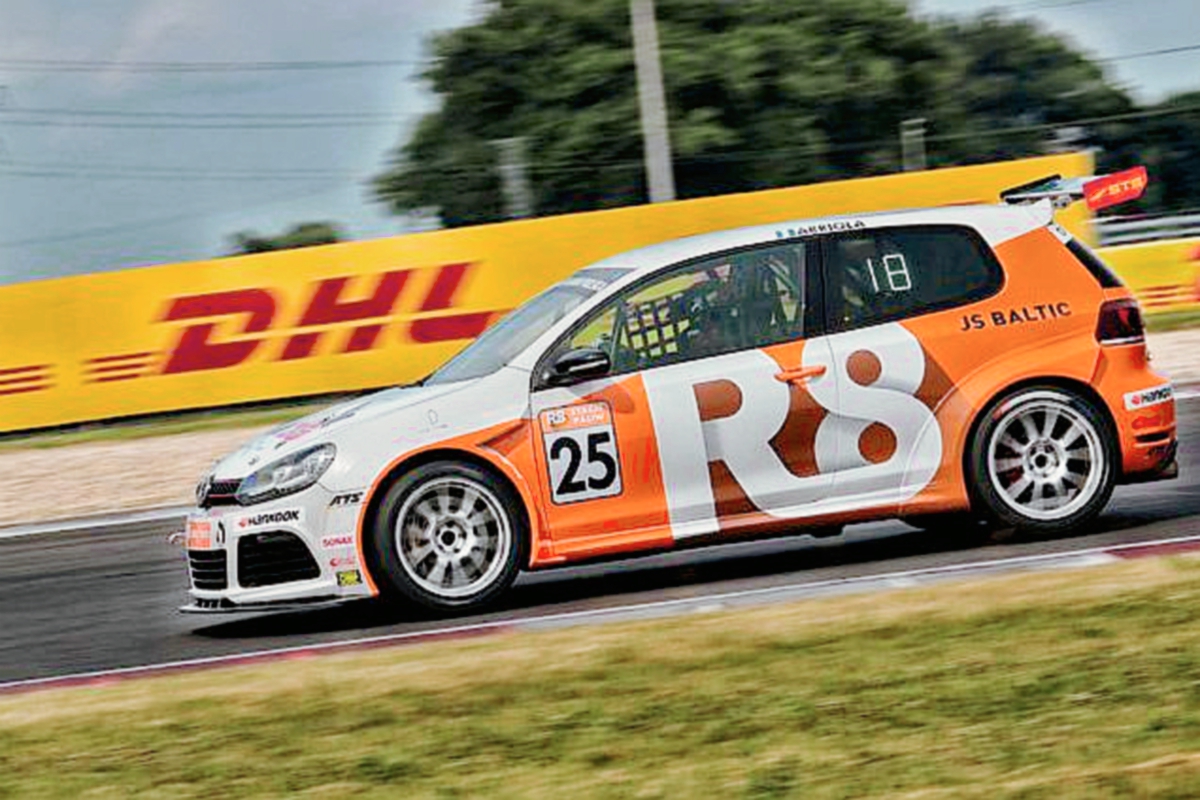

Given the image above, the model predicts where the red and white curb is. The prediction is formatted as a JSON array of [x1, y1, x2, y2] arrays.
[[3, 532, 1200, 698]]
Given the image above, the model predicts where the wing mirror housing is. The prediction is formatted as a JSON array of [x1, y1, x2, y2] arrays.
[[545, 347, 612, 386]]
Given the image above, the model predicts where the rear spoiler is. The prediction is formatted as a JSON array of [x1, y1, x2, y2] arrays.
[[1001, 166, 1148, 211]]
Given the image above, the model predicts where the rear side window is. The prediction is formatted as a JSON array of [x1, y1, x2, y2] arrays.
[[823, 225, 1004, 331], [1066, 238, 1124, 288]]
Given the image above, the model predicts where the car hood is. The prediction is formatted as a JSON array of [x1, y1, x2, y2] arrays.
[[211, 380, 477, 480]]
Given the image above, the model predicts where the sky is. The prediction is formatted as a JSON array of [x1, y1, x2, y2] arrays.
[[0, 0, 1196, 285]]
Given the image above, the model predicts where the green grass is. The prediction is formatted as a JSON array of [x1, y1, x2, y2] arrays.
[[2, 557, 1200, 798], [1146, 307, 1200, 333], [0, 396, 343, 451]]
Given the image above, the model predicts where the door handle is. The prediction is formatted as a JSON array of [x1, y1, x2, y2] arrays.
[[774, 365, 826, 384]]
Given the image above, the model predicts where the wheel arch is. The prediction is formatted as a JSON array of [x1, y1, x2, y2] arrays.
[[355, 446, 538, 596]]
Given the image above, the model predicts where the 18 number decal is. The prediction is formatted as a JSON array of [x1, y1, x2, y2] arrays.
[[866, 253, 913, 293]]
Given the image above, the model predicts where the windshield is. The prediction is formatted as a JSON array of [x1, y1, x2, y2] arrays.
[[424, 267, 629, 385]]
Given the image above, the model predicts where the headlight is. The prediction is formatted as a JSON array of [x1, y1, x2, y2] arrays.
[[235, 443, 336, 505]]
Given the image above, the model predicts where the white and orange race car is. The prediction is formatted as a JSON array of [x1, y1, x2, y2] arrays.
[[183, 172, 1177, 614]]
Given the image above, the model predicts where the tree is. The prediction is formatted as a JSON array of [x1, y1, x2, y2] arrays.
[[373, 1, 1142, 227], [228, 222, 344, 255], [1094, 91, 1200, 216]]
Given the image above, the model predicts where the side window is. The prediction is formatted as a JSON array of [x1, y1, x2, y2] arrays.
[[824, 225, 1003, 331], [557, 241, 808, 375]]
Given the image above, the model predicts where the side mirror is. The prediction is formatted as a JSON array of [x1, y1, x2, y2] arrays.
[[545, 347, 611, 386]]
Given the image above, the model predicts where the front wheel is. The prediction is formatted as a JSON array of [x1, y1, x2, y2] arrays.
[[968, 386, 1115, 535], [367, 461, 527, 613]]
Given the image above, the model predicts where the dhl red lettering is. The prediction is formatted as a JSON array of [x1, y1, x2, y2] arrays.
[[408, 312, 497, 343], [281, 270, 411, 360], [159, 262, 503, 374], [420, 263, 473, 311], [161, 289, 276, 374]]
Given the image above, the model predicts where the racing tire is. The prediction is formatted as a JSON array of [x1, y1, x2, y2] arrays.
[[968, 386, 1116, 536], [368, 461, 527, 613]]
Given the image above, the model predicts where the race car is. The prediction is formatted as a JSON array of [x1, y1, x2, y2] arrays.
[[183, 170, 1176, 614]]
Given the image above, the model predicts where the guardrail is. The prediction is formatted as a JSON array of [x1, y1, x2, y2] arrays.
[[1097, 213, 1200, 246]]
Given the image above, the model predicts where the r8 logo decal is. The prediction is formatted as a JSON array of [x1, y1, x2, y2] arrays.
[[644, 323, 948, 536]]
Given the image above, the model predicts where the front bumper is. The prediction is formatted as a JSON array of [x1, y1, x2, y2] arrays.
[[181, 488, 373, 613], [179, 596, 344, 615]]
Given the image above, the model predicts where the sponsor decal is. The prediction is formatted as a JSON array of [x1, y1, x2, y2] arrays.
[[643, 323, 951, 535], [157, 262, 506, 375], [959, 303, 1071, 331], [321, 535, 355, 549], [275, 406, 363, 446], [336, 569, 363, 587], [185, 520, 213, 550], [1084, 167, 1148, 211], [236, 508, 302, 529], [1125, 385, 1173, 412], [328, 491, 364, 507], [540, 402, 623, 505], [330, 556, 358, 568], [775, 219, 867, 239]]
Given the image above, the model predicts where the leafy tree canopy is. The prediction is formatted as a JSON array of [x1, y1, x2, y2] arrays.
[[374, 0, 1185, 227], [228, 221, 344, 255]]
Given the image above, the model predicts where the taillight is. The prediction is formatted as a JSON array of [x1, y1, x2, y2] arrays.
[[1096, 298, 1145, 345]]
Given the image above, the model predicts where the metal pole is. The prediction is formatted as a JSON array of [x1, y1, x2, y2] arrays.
[[495, 137, 534, 219], [630, 0, 676, 203], [900, 118, 927, 172]]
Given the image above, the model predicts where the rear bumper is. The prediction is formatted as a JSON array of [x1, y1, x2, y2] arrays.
[[1120, 439, 1179, 485]]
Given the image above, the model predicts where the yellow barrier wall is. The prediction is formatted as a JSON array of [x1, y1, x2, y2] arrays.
[[0, 153, 1094, 433], [1101, 238, 1200, 314]]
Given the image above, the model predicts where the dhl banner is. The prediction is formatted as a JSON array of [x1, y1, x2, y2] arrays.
[[1099, 237, 1200, 314], [0, 153, 1096, 433]]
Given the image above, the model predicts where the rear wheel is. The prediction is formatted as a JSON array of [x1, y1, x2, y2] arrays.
[[368, 461, 527, 613], [968, 386, 1115, 535]]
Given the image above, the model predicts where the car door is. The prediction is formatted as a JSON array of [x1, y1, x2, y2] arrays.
[[529, 239, 846, 557], [817, 225, 1005, 509]]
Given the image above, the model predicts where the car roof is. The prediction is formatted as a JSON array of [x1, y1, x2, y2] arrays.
[[586, 201, 1053, 279]]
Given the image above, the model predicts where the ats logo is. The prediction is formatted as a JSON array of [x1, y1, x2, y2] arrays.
[[88, 262, 505, 379]]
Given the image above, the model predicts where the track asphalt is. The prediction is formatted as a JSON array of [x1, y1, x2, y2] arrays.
[[2, 398, 1197, 684]]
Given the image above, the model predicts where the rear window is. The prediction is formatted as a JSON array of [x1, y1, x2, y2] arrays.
[[823, 225, 1004, 331], [1066, 238, 1124, 289]]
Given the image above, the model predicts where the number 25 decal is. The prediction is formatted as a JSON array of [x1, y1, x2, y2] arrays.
[[540, 402, 624, 504]]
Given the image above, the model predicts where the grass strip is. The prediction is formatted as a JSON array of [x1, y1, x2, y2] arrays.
[[1, 557, 1200, 798], [1146, 307, 1200, 333], [0, 397, 340, 451]]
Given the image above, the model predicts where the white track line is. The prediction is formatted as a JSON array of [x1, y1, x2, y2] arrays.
[[3, 531, 1199, 694], [0, 506, 189, 541]]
